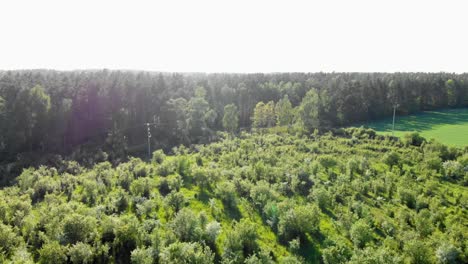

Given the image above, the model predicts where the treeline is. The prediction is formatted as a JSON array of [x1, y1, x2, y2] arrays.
[[1, 70, 467, 163]]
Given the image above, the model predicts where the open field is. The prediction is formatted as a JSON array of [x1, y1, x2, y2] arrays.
[[362, 108, 468, 146]]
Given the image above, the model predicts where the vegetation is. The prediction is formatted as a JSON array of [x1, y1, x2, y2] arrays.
[[362, 108, 468, 146], [0, 70, 467, 263], [1, 70, 468, 183], [0, 127, 466, 263]]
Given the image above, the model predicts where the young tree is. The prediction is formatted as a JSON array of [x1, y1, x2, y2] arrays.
[[0, 223, 20, 258], [435, 243, 459, 264], [275, 95, 294, 126], [38, 241, 68, 264], [68, 242, 94, 264], [252, 102, 266, 128], [186, 87, 216, 141], [223, 103, 239, 134], [350, 220, 373, 248], [170, 208, 203, 242], [222, 219, 259, 262], [61, 214, 96, 244], [167, 98, 190, 143], [131, 247, 153, 264], [298, 89, 320, 131], [188, 96, 210, 139], [404, 239, 432, 264], [264, 101, 276, 127], [16, 85, 51, 151], [278, 204, 320, 242], [159, 242, 215, 264], [252, 101, 275, 128]]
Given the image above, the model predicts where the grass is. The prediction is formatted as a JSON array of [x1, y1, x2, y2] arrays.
[[359, 108, 468, 147]]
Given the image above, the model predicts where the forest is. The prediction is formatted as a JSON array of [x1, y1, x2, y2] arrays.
[[1, 70, 468, 180], [0, 70, 467, 263]]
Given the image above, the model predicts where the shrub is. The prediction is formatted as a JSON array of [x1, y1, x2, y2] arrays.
[[192, 167, 210, 190], [215, 181, 237, 209], [244, 249, 274, 264], [62, 214, 96, 244], [130, 178, 154, 198], [38, 241, 68, 264], [317, 155, 338, 169], [223, 219, 258, 262], [250, 180, 278, 209], [404, 132, 426, 146], [442, 160, 463, 180], [164, 191, 186, 213], [415, 209, 434, 237], [349, 219, 373, 248], [0, 223, 21, 258], [158, 174, 183, 196], [170, 208, 203, 242], [383, 151, 400, 167], [278, 204, 320, 242], [279, 255, 305, 264], [435, 243, 459, 264], [159, 242, 214, 264], [322, 242, 352, 264], [131, 247, 153, 264], [404, 239, 432, 264], [398, 188, 416, 209], [176, 156, 191, 178], [310, 187, 330, 210], [205, 221, 221, 243], [152, 149, 166, 164], [348, 247, 403, 264], [68, 242, 94, 264]]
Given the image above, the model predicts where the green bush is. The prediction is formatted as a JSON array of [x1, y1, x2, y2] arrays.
[[0, 223, 21, 258], [131, 247, 153, 264], [404, 239, 433, 264], [152, 149, 166, 164], [223, 219, 258, 262], [38, 241, 68, 264], [62, 214, 96, 244], [350, 219, 373, 248], [404, 132, 426, 146], [159, 242, 214, 264], [278, 204, 320, 242], [170, 208, 203, 242], [68, 242, 94, 264]]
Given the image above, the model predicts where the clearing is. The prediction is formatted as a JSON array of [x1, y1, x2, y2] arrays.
[[361, 108, 468, 146]]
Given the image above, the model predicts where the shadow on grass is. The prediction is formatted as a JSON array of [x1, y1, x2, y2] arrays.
[[197, 189, 212, 204], [298, 233, 324, 263], [321, 208, 336, 220], [224, 203, 242, 221]]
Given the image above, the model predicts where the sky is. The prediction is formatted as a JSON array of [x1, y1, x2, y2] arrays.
[[0, 0, 466, 73]]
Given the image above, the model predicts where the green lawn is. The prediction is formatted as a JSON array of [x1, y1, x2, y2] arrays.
[[360, 108, 468, 147]]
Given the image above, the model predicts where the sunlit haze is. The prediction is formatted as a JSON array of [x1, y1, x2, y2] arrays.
[[0, 0, 466, 73]]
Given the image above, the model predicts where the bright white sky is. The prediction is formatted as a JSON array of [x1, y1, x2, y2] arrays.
[[0, 0, 466, 73]]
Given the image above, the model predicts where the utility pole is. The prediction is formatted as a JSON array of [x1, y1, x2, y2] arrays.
[[146, 123, 151, 159], [145, 116, 159, 160]]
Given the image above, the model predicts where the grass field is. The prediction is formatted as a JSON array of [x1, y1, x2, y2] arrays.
[[360, 108, 468, 147]]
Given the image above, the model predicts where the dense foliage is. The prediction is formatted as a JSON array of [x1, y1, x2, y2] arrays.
[[1, 70, 468, 180], [0, 128, 466, 263]]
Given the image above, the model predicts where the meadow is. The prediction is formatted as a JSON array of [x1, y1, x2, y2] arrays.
[[361, 108, 468, 146]]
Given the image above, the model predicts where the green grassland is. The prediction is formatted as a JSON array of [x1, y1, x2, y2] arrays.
[[361, 108, 468, 146]]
